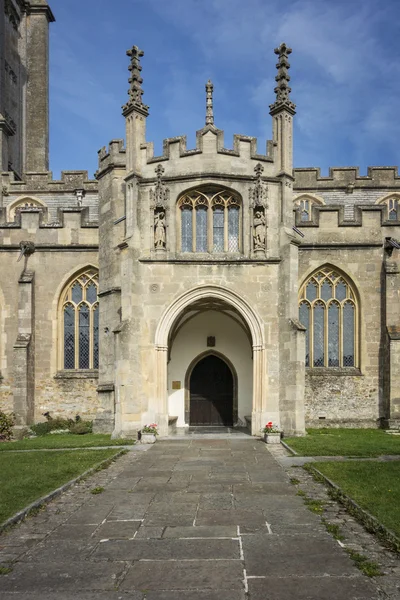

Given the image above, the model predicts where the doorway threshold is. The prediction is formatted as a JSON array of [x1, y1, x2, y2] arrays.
[[163, 426, 252, 439]]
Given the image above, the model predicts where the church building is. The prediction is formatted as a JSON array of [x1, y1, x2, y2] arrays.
[[1, 1, 400, 437]]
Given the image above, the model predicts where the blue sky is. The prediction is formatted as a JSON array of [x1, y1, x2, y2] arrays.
[[49, 0, 400, 179]]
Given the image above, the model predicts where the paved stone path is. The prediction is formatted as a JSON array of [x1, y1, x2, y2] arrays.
[[0, 439, 392, 599]]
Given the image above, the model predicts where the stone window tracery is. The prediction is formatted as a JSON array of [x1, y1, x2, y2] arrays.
[[388, 198, 398, 221], [7, 196, 47, 222], [59, 269, 99, 370], [294, 194, 324, 222], [177, 189, 241, 253], [298, 267, 358, 368]]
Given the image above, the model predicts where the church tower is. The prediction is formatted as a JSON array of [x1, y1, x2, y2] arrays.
[[0, 0, 54, 179]]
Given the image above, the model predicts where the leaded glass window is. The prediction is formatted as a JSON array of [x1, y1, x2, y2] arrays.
[[213, 207, 224, 251], [298, 267, 358, 368], [228, 206, 240, 252], [178, 188, 241, 253], [196, 206, 207, 252], [181, 207, 193, 252], [60, 269, 99, 370]]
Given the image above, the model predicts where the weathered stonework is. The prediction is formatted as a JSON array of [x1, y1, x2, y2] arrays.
[[0, 14, 400, 436]]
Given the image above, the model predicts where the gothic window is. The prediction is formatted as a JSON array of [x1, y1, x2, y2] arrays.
[[376, 194, 400, 222], [7, 196, 47, 222], [298, 267, 358, 368], [294, 194, 324, 222], [300, 198, 310, 221], [388, 198, 398, 221], [60, 269, 99, 370], [178, 188, 241, 253]]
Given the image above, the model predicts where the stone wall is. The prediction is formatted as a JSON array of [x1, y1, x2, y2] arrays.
[[295, 168, 398, 427], [0, 170, 99, 423]]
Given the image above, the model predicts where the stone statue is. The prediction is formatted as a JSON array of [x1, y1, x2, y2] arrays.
[[253, 210, 266, 250], [154, 211, 166, 249]]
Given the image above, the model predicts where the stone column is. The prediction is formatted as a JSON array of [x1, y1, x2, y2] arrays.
[[155, 345, 169, 436], [251, 345, 268, 435], [13, 269, 35, 429]]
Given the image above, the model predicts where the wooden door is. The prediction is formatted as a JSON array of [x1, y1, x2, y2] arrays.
[[190, 355, 233, 426]]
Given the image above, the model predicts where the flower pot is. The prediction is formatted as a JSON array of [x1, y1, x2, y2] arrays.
[[140, 433, 156, 444], [263, 432, 281, 444]]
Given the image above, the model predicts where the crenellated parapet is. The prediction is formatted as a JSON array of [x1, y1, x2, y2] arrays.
[[96, 140, 126, 178], [140, 127, 274, 169], [0, 206, 98, 229], [2, 170, 98, 194], [294, 166, 400, 190]]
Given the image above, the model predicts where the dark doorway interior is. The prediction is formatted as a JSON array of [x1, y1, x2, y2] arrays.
[[189, 355, 233, 426]]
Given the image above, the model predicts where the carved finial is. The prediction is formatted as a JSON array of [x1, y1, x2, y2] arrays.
[[249, 163, 268, 208], [150, 165, 170, 208], [254, 163, 264, 180], [155, 164, 165, 182], [269, 43, 296, 115], [122, 45, 149, 117], [205, 80, 214, 126]]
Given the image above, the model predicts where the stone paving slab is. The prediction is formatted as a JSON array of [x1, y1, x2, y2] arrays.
[[92, 538, 240, 561], [243, 533, 358, 576], [247, 576, 380, 600], [120, 560, 244, 591], [0, 438, 398, 598]]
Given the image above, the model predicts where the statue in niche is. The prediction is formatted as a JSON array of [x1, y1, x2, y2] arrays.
[[154, 211, 166, 249], [253, 209, 266, 251]]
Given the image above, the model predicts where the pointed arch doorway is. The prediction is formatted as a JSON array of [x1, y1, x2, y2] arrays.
[[188, 353, 235, 426]]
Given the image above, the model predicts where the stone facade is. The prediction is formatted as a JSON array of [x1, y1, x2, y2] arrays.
[[0, 8, 400, 436]]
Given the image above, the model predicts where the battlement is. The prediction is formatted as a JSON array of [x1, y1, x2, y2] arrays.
[[294, 166, 400, 190], [294, 202, 400, 230], [2, 170, 98, 194], [97, 140, 127, 176], [0, 207, 98, 229], [141, 126, 274, 165]]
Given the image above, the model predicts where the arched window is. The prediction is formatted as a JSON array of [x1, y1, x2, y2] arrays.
[[7, 196, 47, 222], [388, 198, 398, 220], [294, 194, 325, 222], [60, 269, 99, 370], [178, 188, 241, 253], [376, 193, 400, 222], [298, 267, 358, 368]]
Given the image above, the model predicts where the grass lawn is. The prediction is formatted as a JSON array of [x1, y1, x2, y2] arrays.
[[0, 448, 120, 524], [285, 428, 400, 457], [311, 461, 400, 537], [0, 434, 135, 452]]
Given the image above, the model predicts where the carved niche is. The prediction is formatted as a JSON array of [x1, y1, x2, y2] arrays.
[[150, 165, 169, 251]]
